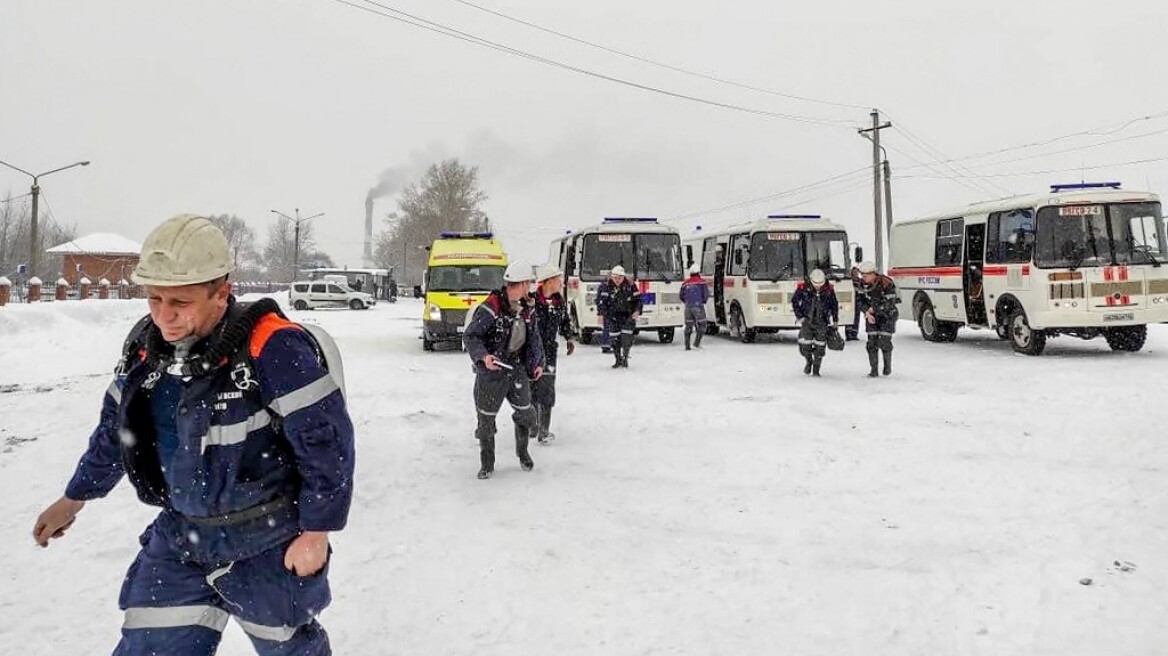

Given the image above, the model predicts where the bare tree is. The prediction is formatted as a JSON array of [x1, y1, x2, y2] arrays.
[[373, 159, 490, 285], [261, 215, 328, 281], [0, 192, 77, 280], [206, 214, 260, 273]]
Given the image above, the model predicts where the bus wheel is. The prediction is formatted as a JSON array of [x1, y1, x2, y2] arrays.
[[349, 299, 363, 310], [581, 329, 595, 345], [1008, 308, 1046, 355], [995, 322, 1010, 340], [705, 322, 720, 336], [918, 303, 958, 343], [422, 337, 435, 352], [658, 328, 675, 344], [293, 300, 308, 311], [1104, 325, 1147, 352], [730, 306, 756, 343]]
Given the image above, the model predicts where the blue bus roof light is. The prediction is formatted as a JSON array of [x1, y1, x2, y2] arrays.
[[1051, 182, 1122, 192], [767, 214, 822, 220], [439, 231, 493, 239], [603, 217, 658, 223]]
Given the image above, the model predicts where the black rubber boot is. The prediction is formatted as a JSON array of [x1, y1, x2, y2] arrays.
[[477, 436, 495, 479], [867, 345, 880, 378], [882, 348, 893, 376], [684, 328, 692, 351], [694, 330, 703, 349], [803, 355, 813, 375], [620, 333, 633, 368], [537, 406, 553, 444], [812, 350, 823, 377], [516, 427, 534, 471]]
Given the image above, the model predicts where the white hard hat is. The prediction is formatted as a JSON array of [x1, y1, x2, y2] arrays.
[[809, 269, 826, 285], [857, 261, 877, 275], [688, 264, 701, 275], [503, 261, 535, 283], [132, 214, 234, 286], [535, 263, 563, 283], [610, 265, 627, 277]]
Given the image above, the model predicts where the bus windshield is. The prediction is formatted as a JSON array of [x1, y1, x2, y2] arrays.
[[580, 233, 683, 281], [1035, 202, 1165, 268], [805, 231, 851, 279], [426, 265, 505, 292], [749, 232, 804, 281]]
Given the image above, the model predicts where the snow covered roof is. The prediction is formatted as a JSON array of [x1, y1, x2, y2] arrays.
[[46, 233, 142, 256]]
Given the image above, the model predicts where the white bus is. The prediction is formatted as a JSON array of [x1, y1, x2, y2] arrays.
[[681, 215, 856, 343], [888, 182, 1168, 355], [547, 217, 685, 344]]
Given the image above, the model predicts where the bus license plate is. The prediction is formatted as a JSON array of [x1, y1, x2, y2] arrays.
[[1103, 312, 1134, 323]]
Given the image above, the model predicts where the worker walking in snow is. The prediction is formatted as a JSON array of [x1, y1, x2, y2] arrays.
[[32, 214, 355, 655], [679, 263, 708, 351], [596, 265, 642, 368], [845, 265, 862, 341], [463, 262, 544, 478], [792, 268, 839, 377], [856, 260, 900, 377], [531, 264, 576, 444]]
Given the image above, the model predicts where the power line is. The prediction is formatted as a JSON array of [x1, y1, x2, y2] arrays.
[[898, 154, 1168, 180], [933, 124, 1168, 172], [882, 113, 1012, 197], [902, 108, 1168, 169], [327, 0, 859, 128], [445, 0, 869, 111], [665, 166, 870, 223]]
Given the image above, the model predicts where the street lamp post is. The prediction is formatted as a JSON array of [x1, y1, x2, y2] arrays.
[[270, 208, 324, 281], [0, 159, 90, 277]]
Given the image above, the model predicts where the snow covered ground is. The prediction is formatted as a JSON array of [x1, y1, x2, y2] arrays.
[[2, 296, 1167, 655]]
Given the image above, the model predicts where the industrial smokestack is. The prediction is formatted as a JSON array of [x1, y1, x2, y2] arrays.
[[364, 195, 374, 267]]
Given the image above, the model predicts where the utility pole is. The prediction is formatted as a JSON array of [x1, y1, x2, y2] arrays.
[[858, 110, 892, 271], [0, 159, 90, 277], [883, 159, 894, 247], [270, 208, 323, 282]]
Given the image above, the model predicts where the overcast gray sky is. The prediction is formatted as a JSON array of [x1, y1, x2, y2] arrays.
[[4, 0, 1168, 266]]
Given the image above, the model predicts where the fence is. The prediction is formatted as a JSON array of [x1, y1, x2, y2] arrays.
[[0, 279, 291, 306]]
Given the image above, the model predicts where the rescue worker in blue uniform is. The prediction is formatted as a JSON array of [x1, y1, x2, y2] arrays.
[[32, 215, 355, 656], [596, 265, 642, 368], [856, 260, 900, 377], [531, 264, 575, 444], [463, 262, 545, 479], [679, 263, 709, 351], [791, 269, 839, 377]]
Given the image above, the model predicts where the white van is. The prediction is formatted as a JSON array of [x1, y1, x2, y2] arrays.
[[289, 280, 376, 310]]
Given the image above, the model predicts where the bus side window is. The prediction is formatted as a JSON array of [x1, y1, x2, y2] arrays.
[[935, 218, 964, 266], [685, 244, 694, 268], [729, 234, 750, 275], [565, 243, 577, 276]]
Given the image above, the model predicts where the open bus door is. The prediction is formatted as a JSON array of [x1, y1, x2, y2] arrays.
[[709, 238, 727, 325], [964, 223, 988, 326]]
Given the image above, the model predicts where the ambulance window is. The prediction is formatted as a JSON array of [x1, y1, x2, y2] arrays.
[[311, 283, 327, 293], [729, 234, 751, 276], [935, 218, 964, 266]]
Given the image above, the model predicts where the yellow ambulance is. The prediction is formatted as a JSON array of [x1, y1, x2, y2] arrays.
[[422, 231, 508, 351]]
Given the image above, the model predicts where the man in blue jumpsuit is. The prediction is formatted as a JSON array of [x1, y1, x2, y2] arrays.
[[32, 214, 356, 655]]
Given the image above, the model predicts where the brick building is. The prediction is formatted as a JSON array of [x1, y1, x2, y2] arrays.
[[46, 233, 142, 286]]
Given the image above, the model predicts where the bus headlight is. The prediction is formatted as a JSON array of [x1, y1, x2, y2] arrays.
[[428, 304, 442, 321]]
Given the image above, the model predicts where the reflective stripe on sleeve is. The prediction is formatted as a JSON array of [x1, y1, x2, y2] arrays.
[[123, 605, 230, 632], [269, 376, 340, 417], [106, 380, 122, 405]]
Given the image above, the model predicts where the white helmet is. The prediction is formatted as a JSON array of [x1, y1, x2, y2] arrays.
[[132, 214, 234, 286], [503, 261, 535, 283], [688, 264, 701, 276], [857, 260, 877, 275], [610, 265, 627, 277], [535, 263, 563, 283], [809, 269, 826, 286]]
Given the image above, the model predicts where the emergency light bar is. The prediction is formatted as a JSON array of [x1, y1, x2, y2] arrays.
[[1050, 182, 1122, 192], [439, 232, 493, 239], [603, 217, 658, 223], [767, 214, 822, 220]]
